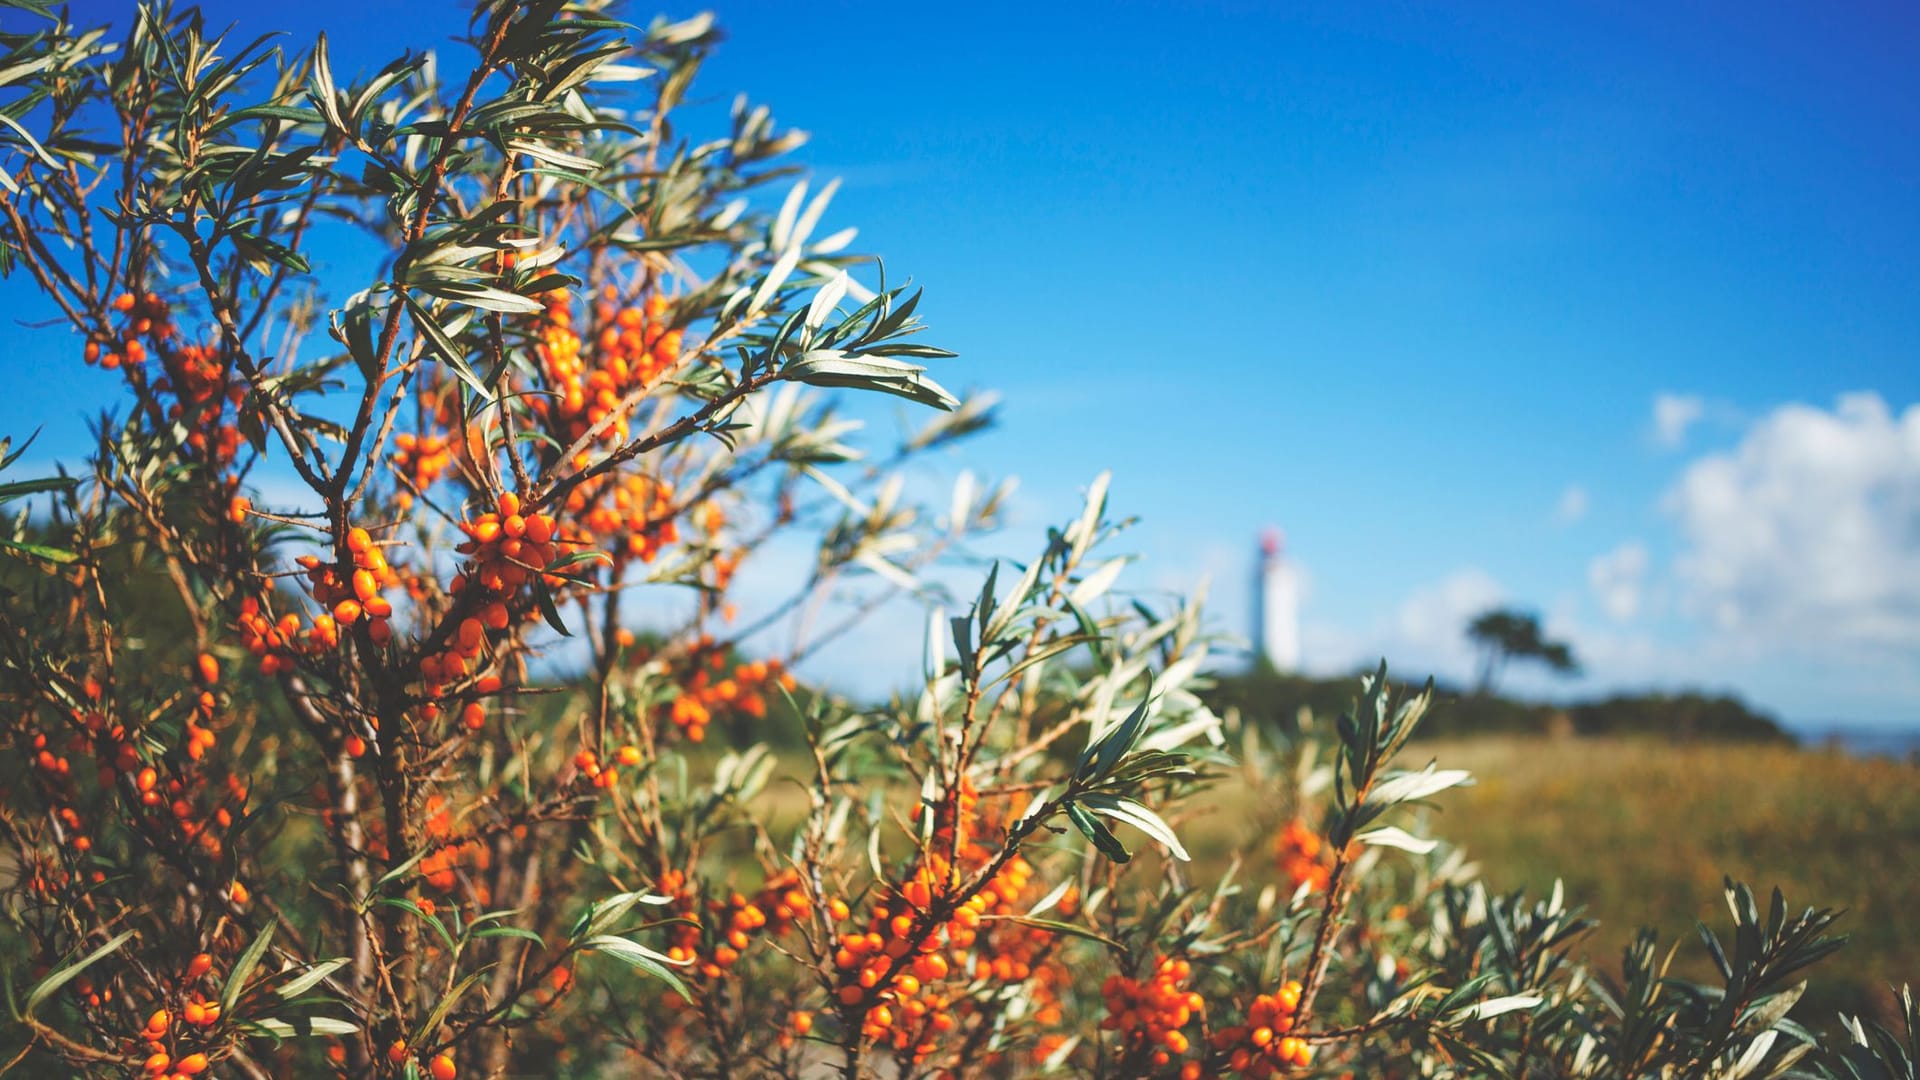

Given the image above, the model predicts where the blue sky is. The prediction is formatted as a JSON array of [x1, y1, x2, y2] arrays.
[[15, 0, 1920, 728]]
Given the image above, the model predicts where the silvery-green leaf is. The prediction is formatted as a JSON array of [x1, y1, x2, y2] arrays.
[[1729, 1030, 1779, 1079], [770, 180, 807, 253], [1367, 765, 1474, 807], [811, 226, 857, 254], [653, 12, 715, 44], [1077, 685, 1153, 782], [1067, 557, 1128, 608], [791, 178, 841, 249], [1079, 794, 1190, 861], [25, 930, 134, 1014], [273, 958, 351, 1000], [576, 890, 675, 941], [1356, 826, 1438, 854], [1066, 802, 1130, 863], [1067, 472, 1110, 561], [1027, 876, 1077, 918], [1455, 994, 1542, 1021], [245, 1016, 360, 1038], [853, 551, 919, 591], [584, 934, 691, 1000], [750, 245, 801, 315], [1136, 708, 1224, 754], [507, 139, 601, 173], [948, 470, 976, 532], [805, 271, 849, 333]]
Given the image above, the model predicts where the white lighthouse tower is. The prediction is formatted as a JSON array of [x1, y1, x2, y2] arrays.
[[1254, 527, 1300, 673]]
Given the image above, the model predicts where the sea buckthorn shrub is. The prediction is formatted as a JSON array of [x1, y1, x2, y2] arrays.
[[0, 4, 1912, 1079]]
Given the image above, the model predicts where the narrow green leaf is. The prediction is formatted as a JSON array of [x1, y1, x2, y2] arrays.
[[25, 930, 134, 1014], [273, 958, 350, 1000], [403, 293, 491, 402], [221, 922, 277, 1015], [1066, 802, 1130, 863]]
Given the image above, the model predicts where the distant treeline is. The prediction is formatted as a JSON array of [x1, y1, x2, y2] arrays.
[[1204, 668, 1793, 743]]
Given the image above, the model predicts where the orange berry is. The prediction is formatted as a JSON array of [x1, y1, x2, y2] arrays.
[[429, 1052, 457, 1080], [176, 1053, 208, 1075]]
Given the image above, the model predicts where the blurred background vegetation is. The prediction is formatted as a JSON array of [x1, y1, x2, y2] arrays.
[[1194, 665, 1916, 1024]]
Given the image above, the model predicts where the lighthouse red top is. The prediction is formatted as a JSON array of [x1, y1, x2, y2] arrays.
[[1261, 527, 1284, 557]]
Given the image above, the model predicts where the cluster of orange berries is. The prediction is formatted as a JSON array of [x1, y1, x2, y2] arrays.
[[29, 668, 239, 869], [386, 1040, 456, 1080], [289, 527, 401, 651], [661, 652, 791, 743], [825, 781, 1045, 1066], [130, 954, 221, 1080], [1276, 819, 1331, 895], [156, 342, 244, 465], [829, 878, 960, 1063], [237, 597, 306, 677], [82, 291, 170, 370], [1214, 980, 1314, 1075], [527, 289, 682, 450], [85, 293, 244, 466], [452, 492, 563, 597], [1100, 956, 1205, 1071], [240, 538, 403, 674], [662, 868, 813, 979], [411, 493, 566, 718], [569, 471, 679, 565], [27, 736, 89, 858], [389, 431, 456, 510], [184, 655, 220, 762], [568, 741, 647, 791], [418, 794, 495, 896]]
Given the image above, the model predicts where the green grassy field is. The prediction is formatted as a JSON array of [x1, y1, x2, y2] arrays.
[[1202, 736, 1920, 1021]]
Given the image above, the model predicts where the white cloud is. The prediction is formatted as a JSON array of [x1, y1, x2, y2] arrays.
[[1555, 485, 1589, 524], [1665, 392, 1920, 653], [1323, 568, 1507, 685], [1653, 392, 1706, 448], [1587, 541, 1649, 621]]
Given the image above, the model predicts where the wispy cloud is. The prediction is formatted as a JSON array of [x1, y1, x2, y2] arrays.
[[1555, 484, 1589, 525], [1588, 541, 1649, 621], [1652, 392, 1706, 449]]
